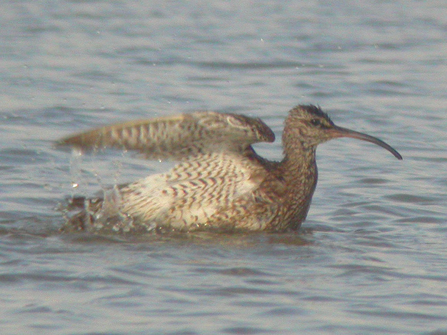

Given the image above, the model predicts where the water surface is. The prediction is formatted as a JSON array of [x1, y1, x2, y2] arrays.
[[1, 1, 446, 334]]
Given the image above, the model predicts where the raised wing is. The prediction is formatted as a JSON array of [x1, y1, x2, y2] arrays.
[[57, 111, 275, 160]]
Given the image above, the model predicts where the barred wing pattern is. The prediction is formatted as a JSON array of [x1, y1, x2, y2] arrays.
[[117, 151, 270, 231], [58, 111, 275, 160], [59, 111, 278, 232]]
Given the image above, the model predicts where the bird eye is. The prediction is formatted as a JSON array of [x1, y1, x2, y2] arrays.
[[310, 119, 321, 126]]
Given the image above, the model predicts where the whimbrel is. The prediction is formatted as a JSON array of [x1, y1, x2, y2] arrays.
[[58, 105, 402, 233]]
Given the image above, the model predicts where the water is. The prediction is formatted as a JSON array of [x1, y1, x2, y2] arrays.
[[1, 0, 446, 334]]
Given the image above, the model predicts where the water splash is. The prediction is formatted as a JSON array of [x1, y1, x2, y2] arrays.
[[69, 147, 83, 192]]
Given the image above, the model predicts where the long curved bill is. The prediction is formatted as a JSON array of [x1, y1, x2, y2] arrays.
[[330, 126, 403, 160]]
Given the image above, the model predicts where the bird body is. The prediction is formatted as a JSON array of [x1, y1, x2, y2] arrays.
[[58, 105, 402, 234]]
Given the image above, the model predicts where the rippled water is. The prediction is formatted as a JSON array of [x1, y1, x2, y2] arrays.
[[1, 0, 447, 334]]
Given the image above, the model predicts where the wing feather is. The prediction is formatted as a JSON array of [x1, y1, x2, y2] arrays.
[[57, 111, 275, 160]]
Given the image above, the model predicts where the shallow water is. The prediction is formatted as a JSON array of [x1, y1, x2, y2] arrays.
[[1, 0, 447, 334]]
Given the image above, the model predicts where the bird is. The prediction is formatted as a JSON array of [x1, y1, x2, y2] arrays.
[[57, 105, 402, 234]]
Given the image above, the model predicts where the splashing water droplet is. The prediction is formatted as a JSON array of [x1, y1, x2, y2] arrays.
[[69, 148, 83, 194]]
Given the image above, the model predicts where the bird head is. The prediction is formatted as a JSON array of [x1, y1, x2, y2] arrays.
[[284, 105, 402, 160]]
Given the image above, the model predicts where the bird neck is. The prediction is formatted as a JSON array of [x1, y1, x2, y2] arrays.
[[281, 128, 317, 174], [278, 133, 318, 228], [281, 144, 317, 182]]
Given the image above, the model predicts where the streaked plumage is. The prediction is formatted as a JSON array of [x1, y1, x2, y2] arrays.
[[58, 105, 402, 234]]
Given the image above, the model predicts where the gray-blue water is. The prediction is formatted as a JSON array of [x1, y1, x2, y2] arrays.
[[1, 1, 446, 334]]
